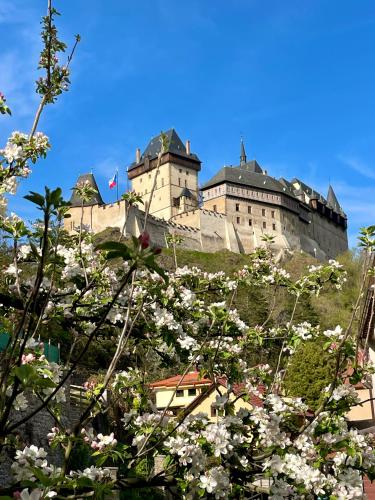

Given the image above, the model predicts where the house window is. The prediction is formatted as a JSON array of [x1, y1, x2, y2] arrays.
[[236, 217, 240, 224], [235, 203, 240, 212], [262, 209, 266, 216], [210, 406, 224, 417], [263, 221, 266, 229], [178, 178, 181, 186], [176, 390, 184, 397], [272, 223, 276, 231], [271, 210, 275, 218], [213, 205, 217, 212], [249, 219, 252, 226], [248, 206, 252, 214], [188, 388, 196, 397]]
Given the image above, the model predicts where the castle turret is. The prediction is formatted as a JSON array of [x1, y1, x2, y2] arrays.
[[70, 173, 104, 207], [327, 185, 343, 214]]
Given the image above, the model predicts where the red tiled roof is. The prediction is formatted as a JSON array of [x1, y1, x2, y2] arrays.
[[217, 377, 265, 407], [364, 477, 375, 499], [149, 371, 212, 388]]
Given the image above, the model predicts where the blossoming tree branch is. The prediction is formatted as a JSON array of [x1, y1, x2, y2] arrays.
[[0, 2, 375, 499]]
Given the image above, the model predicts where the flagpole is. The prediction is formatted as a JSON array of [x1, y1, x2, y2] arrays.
[[116, 168, 119, 201]]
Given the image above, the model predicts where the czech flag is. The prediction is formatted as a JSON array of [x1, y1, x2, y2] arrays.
[[109, 172, 117, 189]]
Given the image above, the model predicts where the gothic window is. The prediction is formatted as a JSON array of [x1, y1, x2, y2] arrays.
[[263, 221, 266, 229], [271, 210, 275, 218], [248, 206, 252, 214], [236, 217, 241, 224], [249, 219, 252, 226], [178, 178, 181, 186], [235, 203, 240, 212], [262, 209, 266, 216]]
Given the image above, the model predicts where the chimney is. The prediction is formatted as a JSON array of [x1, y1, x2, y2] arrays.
[[185, 140, 191, 155], [136, 148, 141, 163]]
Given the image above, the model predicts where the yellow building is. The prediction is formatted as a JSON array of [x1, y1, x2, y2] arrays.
[[149, 371, 260, 421]]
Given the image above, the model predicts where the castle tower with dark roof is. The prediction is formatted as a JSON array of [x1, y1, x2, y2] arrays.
[[128, 129, 201, 220]]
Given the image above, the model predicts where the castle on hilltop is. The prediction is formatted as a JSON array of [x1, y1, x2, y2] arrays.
[[66, 129, 348, 260]]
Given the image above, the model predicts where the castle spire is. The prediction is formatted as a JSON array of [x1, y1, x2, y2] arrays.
[[240, 138, 247, 166], [327, 184, 342, 213]]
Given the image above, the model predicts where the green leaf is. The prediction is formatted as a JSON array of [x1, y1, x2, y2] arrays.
[[96, 241, 132, 261], [14, 364, 35, 385], [24, 191, 45, 208], [143, 255, 168, 282], [49, 187, 63, 207]]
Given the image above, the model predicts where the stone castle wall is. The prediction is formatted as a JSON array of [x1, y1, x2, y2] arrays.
[[65, 199, 348, 260]]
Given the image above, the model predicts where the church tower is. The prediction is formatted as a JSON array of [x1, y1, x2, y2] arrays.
[[127, 129, 201, 220]]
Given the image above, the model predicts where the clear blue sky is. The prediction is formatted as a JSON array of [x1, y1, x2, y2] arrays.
[[1, 0, 375, 248]]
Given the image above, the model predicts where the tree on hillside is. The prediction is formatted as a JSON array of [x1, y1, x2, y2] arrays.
[[283, 339, 335, 410]]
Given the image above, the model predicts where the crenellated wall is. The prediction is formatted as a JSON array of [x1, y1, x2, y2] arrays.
[[65, 198, 347, 260]]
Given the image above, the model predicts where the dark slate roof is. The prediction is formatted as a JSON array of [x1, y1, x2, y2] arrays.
[[237, 159, 263, 174], [70, 173, 104, 207], [201, 166, 295, 197], [279, 177, 300, 197], [291, 178, 316, 196], [327, 185, 343, 213], [129, 129, 200, 171], [291, 178, 330, 206], [179, 187, 194, 199]]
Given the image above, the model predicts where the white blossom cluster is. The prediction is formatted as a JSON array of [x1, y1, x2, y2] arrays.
[[11, 445, 61, 482]]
